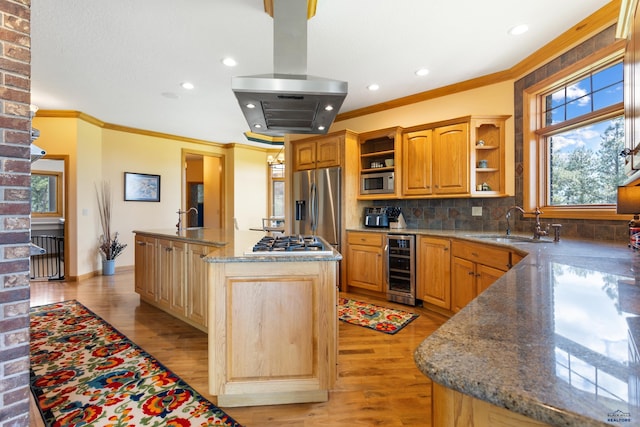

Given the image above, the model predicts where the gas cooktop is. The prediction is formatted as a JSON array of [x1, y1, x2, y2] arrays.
[[244, 235, 334, 256]]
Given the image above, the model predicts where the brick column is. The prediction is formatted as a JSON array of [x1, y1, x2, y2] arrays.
[[0, 1, 32, 426]]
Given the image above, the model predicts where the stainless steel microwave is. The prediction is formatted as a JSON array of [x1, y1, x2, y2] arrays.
[[361, 171, 394, 194]]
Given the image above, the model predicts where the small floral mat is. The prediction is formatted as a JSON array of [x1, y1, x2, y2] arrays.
[[29, 300, 243, 427], [338, 298, 419, 334]]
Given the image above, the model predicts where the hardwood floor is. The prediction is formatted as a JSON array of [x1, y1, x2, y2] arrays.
[[29, 270, 447, 427]]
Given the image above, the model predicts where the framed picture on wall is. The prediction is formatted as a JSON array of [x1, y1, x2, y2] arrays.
[[124, 172, 161, 202]]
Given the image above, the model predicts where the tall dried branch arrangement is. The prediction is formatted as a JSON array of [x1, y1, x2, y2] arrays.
[[96, 181, 111, 243], [96, 181, 126, 260]]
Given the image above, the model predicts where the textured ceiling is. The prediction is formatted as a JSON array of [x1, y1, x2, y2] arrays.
[[30, 0, 611, 145]]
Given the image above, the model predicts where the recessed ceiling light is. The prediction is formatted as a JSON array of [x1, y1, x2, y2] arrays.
[[324, 105, 334, 111], [246, 103, 256, 109], [180, 82, 195, 90], [318, 125, 325, 131], [415, 68, 430, 76], [508, 24, 529, 36], [254, 124, 262, 129], [367, 83, 380, 91], [222, 57, 237, 67]]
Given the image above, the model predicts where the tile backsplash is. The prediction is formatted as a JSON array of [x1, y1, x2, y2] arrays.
[[373, 197, 630, 243]]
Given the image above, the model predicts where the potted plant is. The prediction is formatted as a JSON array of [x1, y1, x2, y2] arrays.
[[96, 181, 127, 275]]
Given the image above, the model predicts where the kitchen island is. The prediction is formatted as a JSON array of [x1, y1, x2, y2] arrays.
[[133, 228, 342, 407], [413, 235, 640, 426]]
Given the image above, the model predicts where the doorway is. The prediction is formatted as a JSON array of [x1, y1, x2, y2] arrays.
[[182, 151, 224, 229], [30, 156, 68, 280]]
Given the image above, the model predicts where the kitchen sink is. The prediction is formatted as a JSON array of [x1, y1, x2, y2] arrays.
[[465, 234, 547, 244]]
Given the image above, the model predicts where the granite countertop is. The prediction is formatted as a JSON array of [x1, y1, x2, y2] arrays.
[[357, 227, 640, 426], [133, 228, 342, 263]]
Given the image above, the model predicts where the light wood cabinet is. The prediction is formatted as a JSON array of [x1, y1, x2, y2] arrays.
[[186, 243, 210, 327], [358, 127, 402, 199], [209, 259, 338, 407], [346, 231, 385, 292], [402, 129, 433, 195], [451, 240, 511, 313], [157, 238, 185, 312], [470, 116, 510, 196], [416, 236, 451, 309], [134, 233, 213, 332], [292, 134, 341, 171], [433, 122, 469, 195], [401, 120, 471, 198], [432, 382, 551, 427], [134, 235, 156, 301]]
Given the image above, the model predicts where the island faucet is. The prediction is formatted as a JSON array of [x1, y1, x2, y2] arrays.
[[176, 207, 198, 232], [505, 206, 525, 235]]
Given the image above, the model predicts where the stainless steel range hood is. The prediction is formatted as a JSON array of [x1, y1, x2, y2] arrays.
[[232, 0, 347, 137]]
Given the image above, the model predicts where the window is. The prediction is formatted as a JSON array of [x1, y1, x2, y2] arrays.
[[31, 171, 63, 217], [269, 163, 285, 218], [524, 46, 626, 219]]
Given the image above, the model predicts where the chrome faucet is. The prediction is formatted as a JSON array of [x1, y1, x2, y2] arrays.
[[505, 206, 525, 235], [532, 206, 549, 239], [176, 207, 198, 232]]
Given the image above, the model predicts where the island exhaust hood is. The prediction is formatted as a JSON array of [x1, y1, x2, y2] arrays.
[[231, 0, 347, 137]]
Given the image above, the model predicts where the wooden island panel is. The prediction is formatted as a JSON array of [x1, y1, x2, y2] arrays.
[[209, 259, 338, 407]]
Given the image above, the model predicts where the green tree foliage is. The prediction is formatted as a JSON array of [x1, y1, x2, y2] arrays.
[[31, 175, 51, 212], [550, 117, 625, 205]]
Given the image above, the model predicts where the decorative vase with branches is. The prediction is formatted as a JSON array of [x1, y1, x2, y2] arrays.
[[96, 181, 127, 261]]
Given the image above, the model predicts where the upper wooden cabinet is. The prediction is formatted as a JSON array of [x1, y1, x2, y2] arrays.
[[292, 133, 341, 171], [470, 116, 510, 197], [399, 115, 508, 199], [357, 127, 402, 199], [402, 120, 469, 197]]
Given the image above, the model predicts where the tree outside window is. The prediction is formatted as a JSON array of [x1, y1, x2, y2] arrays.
[[524, 48, 626, 220], [31, 171, 62, 216]]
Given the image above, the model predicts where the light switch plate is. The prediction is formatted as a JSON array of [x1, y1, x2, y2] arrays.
[[472, 206, 482, 217]]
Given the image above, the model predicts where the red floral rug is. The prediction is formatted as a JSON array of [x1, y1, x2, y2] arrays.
[[338, 298, 419, 334], [29, 300, 242, 427]]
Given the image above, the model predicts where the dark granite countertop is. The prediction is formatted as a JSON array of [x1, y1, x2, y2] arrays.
[[350, 227, 640, 426], [133, 228, 342, 263]]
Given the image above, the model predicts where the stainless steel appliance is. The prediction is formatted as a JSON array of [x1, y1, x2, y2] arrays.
[[245, 235, 334, 256], [361, 171, 394, 195], [364, 207, 390, 228], [293, 167, 341, 252], [385, 234, 416, 306]]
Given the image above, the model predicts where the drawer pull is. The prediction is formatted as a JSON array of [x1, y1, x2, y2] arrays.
[[165, 247, 173, 252], [468, 271, 475, 275], [471, 252, 479, 257]]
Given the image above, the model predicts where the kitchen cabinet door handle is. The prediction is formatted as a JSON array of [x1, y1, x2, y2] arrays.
[[199, 254, 206, 259], [165, 247, 173, 252], [468, 271, 475, 275], [137, 241, 146, 246]]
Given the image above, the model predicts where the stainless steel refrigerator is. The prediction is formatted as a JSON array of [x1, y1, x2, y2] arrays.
[[293, 167, 341, 251]]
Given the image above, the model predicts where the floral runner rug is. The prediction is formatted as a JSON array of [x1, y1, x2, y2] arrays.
[[338, 298, 419, 335], [30, 300, 243, 427]]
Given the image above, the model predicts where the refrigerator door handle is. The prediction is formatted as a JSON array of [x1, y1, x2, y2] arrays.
[[310, 182, 318, 232], [295, 200, 305, 220]]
